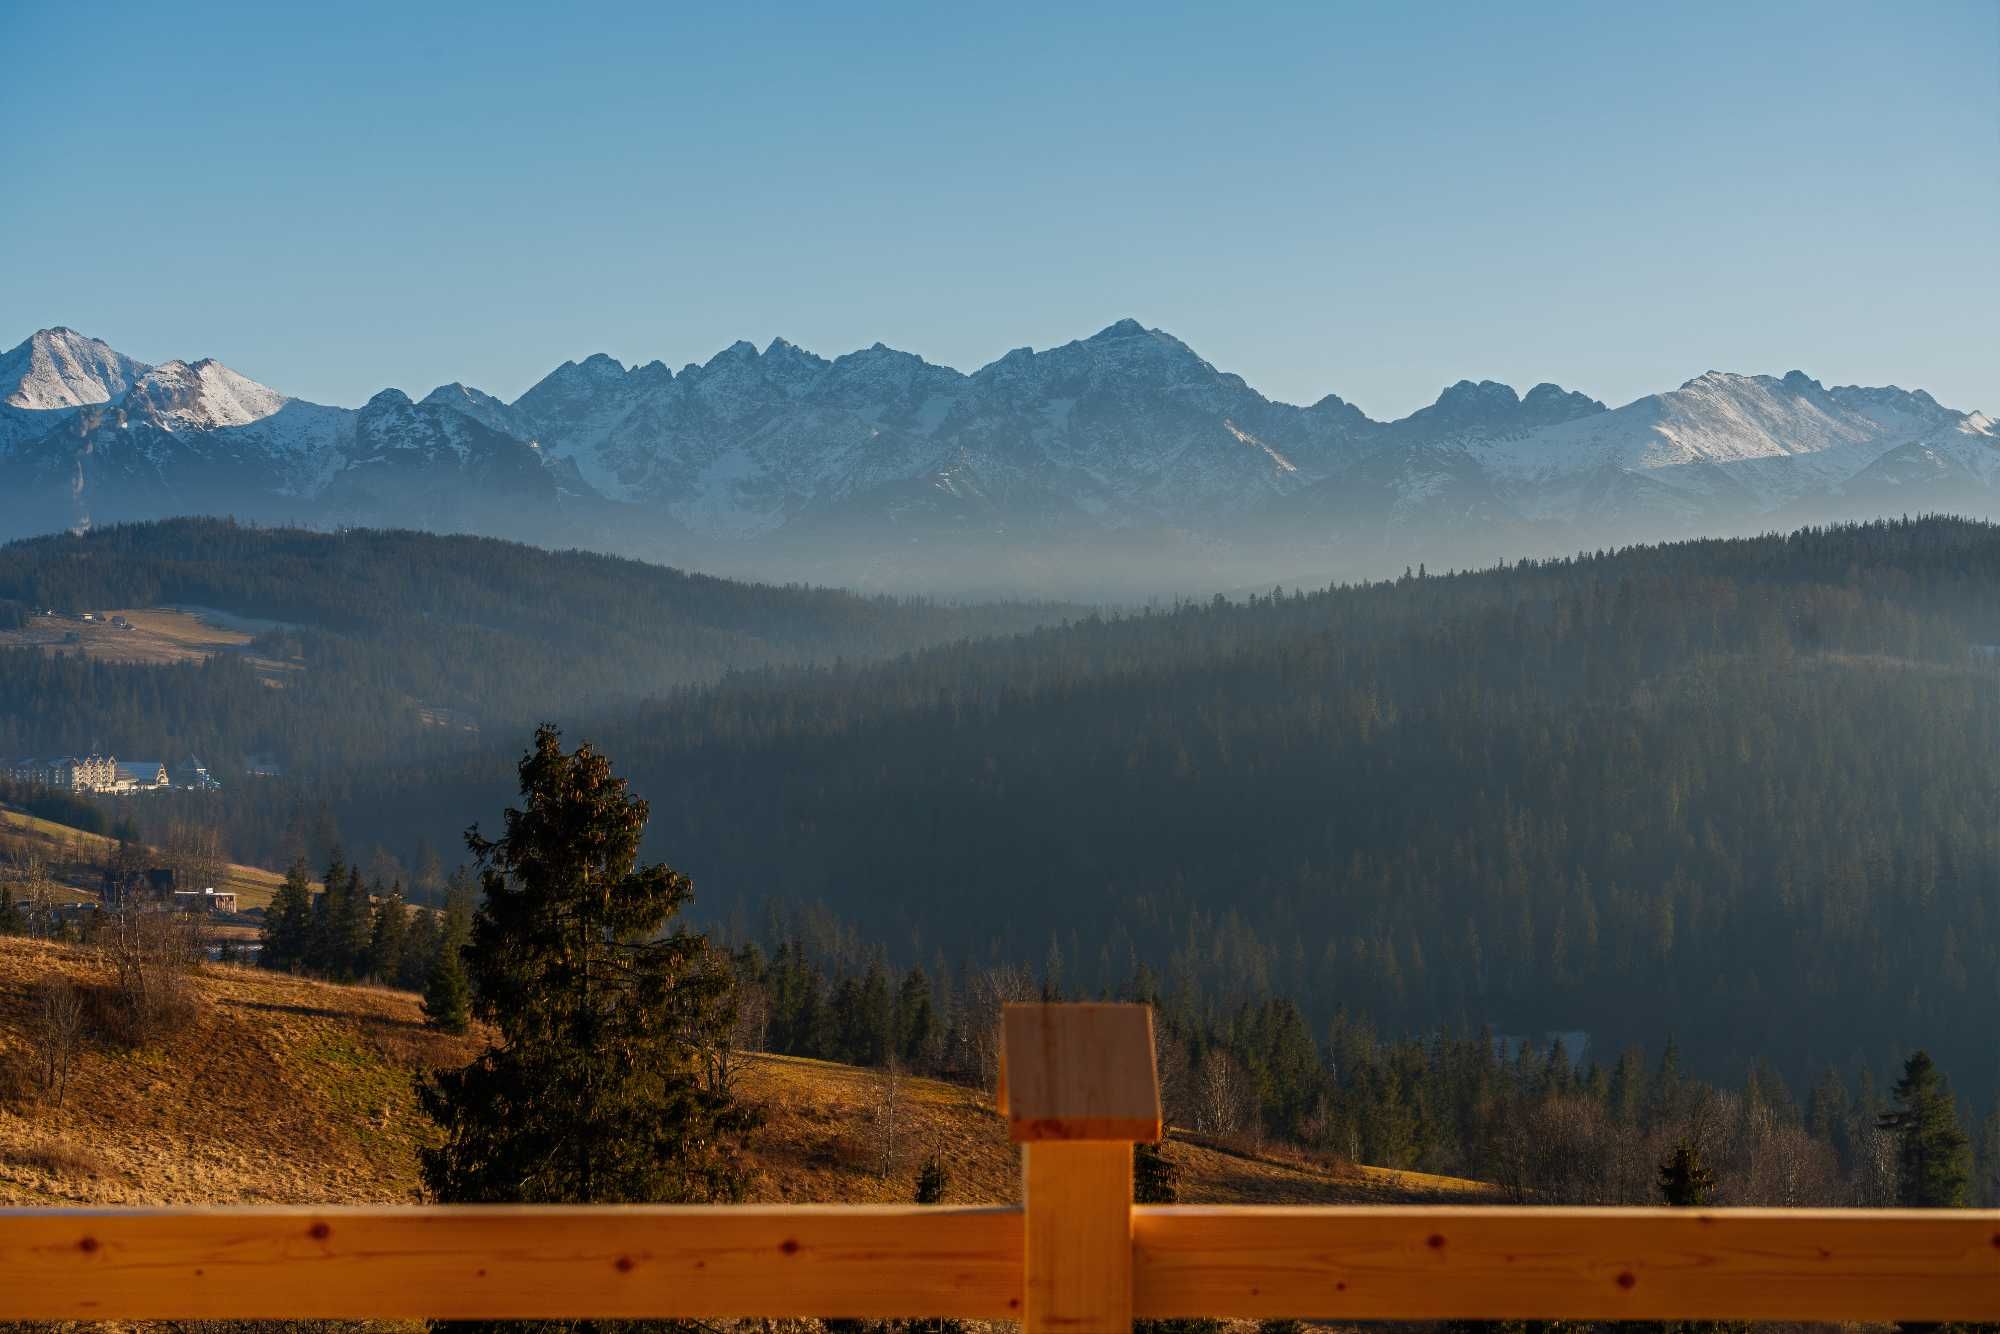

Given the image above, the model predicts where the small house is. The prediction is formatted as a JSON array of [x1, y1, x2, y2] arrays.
[[171, 888, 238, 915]]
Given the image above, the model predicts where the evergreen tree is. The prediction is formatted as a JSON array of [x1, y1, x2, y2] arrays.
[[331, 868, 373, 980], [260, 857, 315, 972], [895, 967, 937, 1066], [1658, 1142, 1717, 1206], [423, 939, 472, 1034], [399, 903, 441, 991], [0, 885, 25, 936], [367, 881, 409, 983], [1877, 1051, 1970, 1207], [420, 726, 752, 1216], [306, 848, 349, 976], [914, 1150, 949, 1205]]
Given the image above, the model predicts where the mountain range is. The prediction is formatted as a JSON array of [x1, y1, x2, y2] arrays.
[[3, 321, 1993, 592]]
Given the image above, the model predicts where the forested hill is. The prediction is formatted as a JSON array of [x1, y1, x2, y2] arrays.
[[0, 519, 1074, 770], [312, 518, 2000, 1101]]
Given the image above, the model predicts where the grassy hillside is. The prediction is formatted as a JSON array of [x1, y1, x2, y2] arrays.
[[0, 936, 1490, 1208], [0, 806, 294, 910]]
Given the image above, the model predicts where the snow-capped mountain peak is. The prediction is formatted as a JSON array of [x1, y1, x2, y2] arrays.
[[125, 358, 289, 430], [421, 381, 537, 441], [1, 327, 148, 410], [3, 320, 1995, 591]]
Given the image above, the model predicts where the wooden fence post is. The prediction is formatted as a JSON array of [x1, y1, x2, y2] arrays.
[[1001, 1003, 1162, 1334]]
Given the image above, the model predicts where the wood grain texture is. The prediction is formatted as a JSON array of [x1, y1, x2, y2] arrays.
[[1000, 1002, 1161, 1142], [1023, 1140, 1134, 1333], [0, 1205, 1024, 1321], [1133, 1204, 2000, 1321]]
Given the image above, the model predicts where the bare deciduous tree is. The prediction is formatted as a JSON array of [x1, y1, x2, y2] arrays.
[[873, 1059, 904, 1179], [3, 848, 61, 937], [961, 963, 1036, 1092], [35, 980, 83, 1106], [163, 821, 226, 893], [1195, 1046, 1254, 1139], [95, 907, 203, 1045]]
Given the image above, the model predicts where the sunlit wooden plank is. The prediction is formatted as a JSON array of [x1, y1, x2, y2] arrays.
[[1134, 1204, 2000, 1321], [0, 1204, 1024, 1321]]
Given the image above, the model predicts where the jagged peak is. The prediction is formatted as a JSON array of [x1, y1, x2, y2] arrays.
[[3, 327, 149, 411], [1434, 378, 1521, 407], [706, 340, 760, 368], [1679, 369, 1755, 391], [1088, 317, 1150, 342], [420, 381, 509, 408]]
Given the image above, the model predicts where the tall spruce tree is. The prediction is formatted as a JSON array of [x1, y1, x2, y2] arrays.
[[420, 726, 750, 1218], [366, 881, 409, 983], [1877, 1051, 1970, 1207], [261, 857, 315, 972], [423, 938, 472, 1034], [306, 847, 348, 976]]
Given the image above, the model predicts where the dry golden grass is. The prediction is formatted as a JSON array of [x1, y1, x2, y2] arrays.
[[0, 606, 300, 686], [0, 936, 480, 1205], [0, 935, 1491, 1213], [730, 1054, 1494, 1207], [0, 607, 251, 666]]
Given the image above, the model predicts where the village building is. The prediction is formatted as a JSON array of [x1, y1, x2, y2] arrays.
[[6, 753, 204, 794], [112, 761, 170, 792], [4, 754, 117, 790]]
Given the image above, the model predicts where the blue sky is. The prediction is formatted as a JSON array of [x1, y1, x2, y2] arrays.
[[4, 1, 1995, 418]]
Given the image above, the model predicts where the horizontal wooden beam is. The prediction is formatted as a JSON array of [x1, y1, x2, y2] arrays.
[[1133, 1204, 2000, 1322], [0, 1204, 1025, 1321], [6, 1202, 1999, 1321]]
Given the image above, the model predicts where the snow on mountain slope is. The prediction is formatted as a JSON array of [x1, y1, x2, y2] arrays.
[[0, 328, 153, 453], [421, 381, 539, 442], [126, 359, 288, 429], [1, 322, 1993, 582], [1457, 369, 1966, 521], [0, 328, 147, 411]]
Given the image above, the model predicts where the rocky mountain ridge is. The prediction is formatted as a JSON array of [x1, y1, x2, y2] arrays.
[[0, 322, 1991, 591]]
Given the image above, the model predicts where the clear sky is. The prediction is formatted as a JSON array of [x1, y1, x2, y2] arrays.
[[5, 0, 1996, 419]]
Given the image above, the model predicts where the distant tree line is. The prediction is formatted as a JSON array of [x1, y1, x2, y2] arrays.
[[725, 923, 2000, 1211], [259, 850, 474, 1028]]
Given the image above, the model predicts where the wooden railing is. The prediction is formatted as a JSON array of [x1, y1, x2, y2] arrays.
[[2, 1003, 1996, 1330]]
